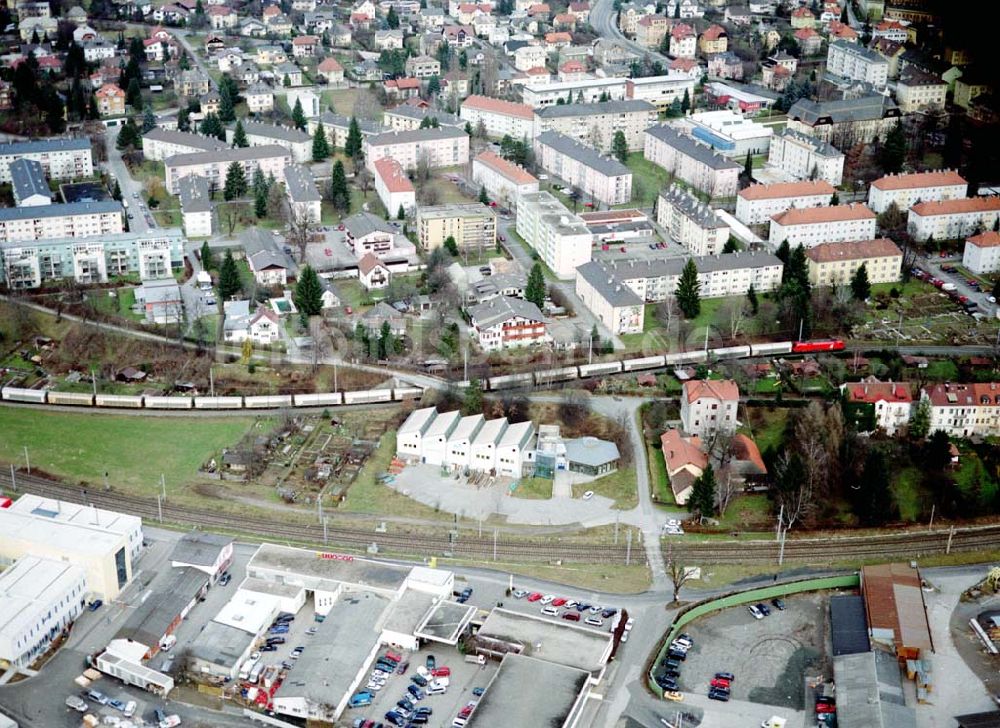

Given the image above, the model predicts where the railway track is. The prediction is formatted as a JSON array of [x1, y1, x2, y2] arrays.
[[0, 470, 647, 566]]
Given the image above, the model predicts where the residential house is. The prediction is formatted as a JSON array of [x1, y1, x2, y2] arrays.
[[291, 35, 320, 58], [364, 127, 470, 171], [467, 295, 547, 351], [244, 83, 275, 113], [786, 94, 901, 146], [867, 170, 967, 214], [208, 5, 238, 28], [826, 40, 889, 88], [95, 83, 126, 116], [516, 191, 592, 279], [406, 55, 441, 79], [706, 51, 742, 80], [358, 253, 391, 290], [460, 95, 535, 139], [842, 379, 913, 435], [635, 15, 670, 50], [698, 24, 727, 55], [907, 197, 1000, 242], [660, 429, 707, 505], [680, 379, 739, 438], [574, 261, 643, 335], [769, 203, 878, 248], [135, 278, 183, 325], [177, 69, 211, 97], [656, 184, 729, 256], [275, 62, 303, 86], [896, 67, 947, 113], [374, 29, 405, 49], [669, 23, 697, 59], [790, 6, 814, 28], [793, 27, 821, 56], [533, 131, 633, 206], [921, 383, 1000, 439], [962, 231, 1000, 275], [767, 128, 844, 186], [736, 180, 835, 226], [472, 150, 539, 211], [643, 124, 741, 199]]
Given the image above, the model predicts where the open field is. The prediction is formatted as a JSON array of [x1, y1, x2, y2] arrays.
[[571, 466, 638, 509], [511, 476, 553, 499]]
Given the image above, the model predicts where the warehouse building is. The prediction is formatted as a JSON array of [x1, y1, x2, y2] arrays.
[[833, 650, 916, 728], [861, 563, 933, 659], [169, 531, 233, 582], [685, 109, 773, 159]]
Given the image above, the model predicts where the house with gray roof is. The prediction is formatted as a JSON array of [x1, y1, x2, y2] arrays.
[[0, 138, 93, 182], [177, 175, 213, 237], [574, 259, 644, 335], [467, 295, 547, 352], [534, 131, 633, 206], [169, 531, 234, 579], [241, 228, 294, 287], [282, 164, 321, 223], [9, 158, 52, 207], [644, 124, 741, 198]]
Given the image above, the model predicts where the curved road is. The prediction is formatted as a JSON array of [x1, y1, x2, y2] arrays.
[[590, 0, 670, 65]]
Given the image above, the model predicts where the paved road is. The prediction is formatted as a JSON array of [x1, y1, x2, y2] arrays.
[[590, 0, 669, 65], [167, 28, 218, 92], [104, 125, 153, 234]]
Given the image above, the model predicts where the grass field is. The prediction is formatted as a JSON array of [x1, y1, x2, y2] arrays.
[[510, 477, 553, 500], [0, 408, 261, 492], [647, 441, 674, 506], [571, 466, 638, 509], [741, 406, 789, 453], [87, 288, 142, 322]]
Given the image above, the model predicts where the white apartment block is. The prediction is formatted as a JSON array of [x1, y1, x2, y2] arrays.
[[842, 380, 913, 436], [235, 122, 313, 164], [624, 73, 697, 114], [364, 128, 470, 172], [373, 158, 416, 217], [472, 150, 539, 210], [0, 556, 87, 669], [736, 180, 835, 226], [0, 139, 93, 183], [516, 191, 593, 280], [534, 131, 633, 207], [867, 170, 967, 214], [769, 203, 878, 248], [533, 99, 657, 152], [907, 197, 1000, 242], [922, 382, 1000, 439], [398, 407, 537, 476], [643, 124, 740, 199], [895, 67, 947, 114], [657, 184, 730, 256], [0, 201, 124, 244], [826, 40, 889, 88], [804, 238, 903, 287], [766, 128, 845, 186], [460, 95, 535, 139], [283, 164, 322, 224], [520, 77, 627, 108], [575, 260, 644, 335], [962, 231, 1000, 275], [141, 128, 224, 162], [178, 175, 213, 238], [165, 146, 292, 195], [680, 379, 739, 438]]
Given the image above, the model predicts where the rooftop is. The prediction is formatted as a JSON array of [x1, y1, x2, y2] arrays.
[[462, 94, 535, 120], [414, 599, 478, 644], [833, 650, 916, 728], [283, 164, 321, 203], [774, 127, 843, 157], [0, 507, 128, 556], [116, 567, 209, 648], [380, 588, 437, 636], [372, 157, 415, 194], [684, 378, 739, 403], [247, 542, 413, 596], [169, 531, 233, 567], [576, 260, 643, 307], [367, 126, 467, 147], [473, 150, 538, 186], [968, 231, 1000, 248], [189, 619, 258, 669], [829, 38, 888, 64], [178, 174, 212, 213], [660, 429, 707, 472], [805, 238, 902, 263], [166, 144, 291, 168], [739, 179, 835, 200], [9, 158, 52, 203], [591, 251, 783, 286], [468, 295, 545, 328], [787, 94, 899, 125], [772, 203, 876, 226], [564, 436, 619, 467], [477, 607, 613, 673], [660, 184, 727, 229], [418, 203, 495, 220], [344, 211, 398, 239], [0, 200, 122, 223], [535, 99, 656, 119], [645, 124, 741, 171], [871, 170, 966, 191], [829, 594, 871, 656], [910, 196, 1000, 216], [844, 379, 913, 404], [0, 556, 86, 645], [399, 406, 438, 436], [861, 562, 933, 652], [142, 127, 225, 152], [536, 131, 631, 178], [6, 494, 141, 542], [241, 121, 311, 144], [923, 382, 1000, 408], [472, 416, 508, 447], [0, 137, 92, 156]]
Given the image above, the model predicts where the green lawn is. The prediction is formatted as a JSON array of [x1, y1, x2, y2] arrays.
[[0, 408, 259, 492], [624, 152, 711, 206], [924, 359, 960, 381], [87, 287, 142, 322], [740, 407, 789, 453], [506, 228, 559, 282], [892, 466, 925, 522], [715, 494, 772, 530], [571, 466, 638, 509], [647, 441, 674, 505], [511, 477, 553, 499]]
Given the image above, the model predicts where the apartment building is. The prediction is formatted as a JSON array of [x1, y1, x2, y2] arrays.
[[922, 382, 1000, 439], [867, 170, 967, 214], [736, 180, 835, 225], [235, 122, 312, 164], [0, 556, 88, 669], [534, 131, 633, 206], [307, 113, 381, 151], [804, 238, 903, 286], [766, 128, 845, 186], [669, 23, 697, 58], [575, 260, 644, 334], [895, 67, 947, 113], [680, 379, 739, 438], [624, 73, 697, 113], [417, 203, 497, 251], [520, 77, 627, 108], [769, 203, 878, 248], [643, 124, 740, 199], [405, 54, 441, 78], [826, 40, 889, 88], [656, 184, 730, 256], [962, 231, 1000, 275], [786, 94, 901, 146], [460, 95, 535, 139], [244, 83, 275, 113], [842, 380, 913, 435], [165, 145, 292, 195], [178, 175, 213, 238], [141, 128, 225, 161], [95, 83, 127, 116], [372, 158, 416, 218], [516, 191, 592, 279], [533, 100, 657, 153], [471, 150, 539, 210], [0, 138, 93, 183], [364, 127, 470, 171], [636, 14, 670, 49], [467, 295, 548, 352], [907, 197, 1000, 242], [283, 164, 321, 224], [10, 159, 52, 207], [0, 201, 124, 244]]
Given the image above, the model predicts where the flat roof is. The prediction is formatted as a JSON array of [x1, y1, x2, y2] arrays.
[[169, 531, 233, 567], [8, 494, 141, 541], [830, 594, 871, 656], [189, 620, 258, 669], [381, 589, 437, 636], [465, 653, 590, 728], [247, 543, 412, 596], [239, 576, 305, 600], [0, 556, 85, 643], [476, 608, 612, 673], [414, 600, 477, 644], [273, 590, 386, 708], [862, 563, 933, 652], [214, 587, 281, 634], [0, 508, 127, 555]]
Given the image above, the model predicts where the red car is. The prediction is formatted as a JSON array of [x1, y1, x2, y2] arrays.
[[551, 598, 567, 607], [562, 612, 581, 621], [710, 678, 731, 689], [384, 650, 403, 663], [816, 703, 836, 714], [527, 592, 543, 602], [431, 667, 451, 677]]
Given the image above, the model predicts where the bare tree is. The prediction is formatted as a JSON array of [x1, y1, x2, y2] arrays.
[[309, 317, 329, 371], [655, 295, 677, 336], [355, 167, 373, 198], [287, 209, 314, 263], [664, 541, 693, 604], [267, 183, 288, 224], [351, 88, 382, 121], [479, 49, 499, 96], [716, 299, 746, 341], [221, 202, 250, 236]]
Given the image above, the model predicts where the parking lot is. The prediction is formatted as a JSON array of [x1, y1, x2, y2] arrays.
[[657, 592, 830, 711]]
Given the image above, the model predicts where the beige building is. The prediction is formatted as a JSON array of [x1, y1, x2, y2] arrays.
[[141, 128, 225, 162], [826, 40, 889, 89], [471, 150, 539, 211], [165, 145, 292, 195], [244, 83, 275, 113], [364, 127, 470, 172], [736, 180, 835, 226], [534, 131, 633, 207], [804, 238, 902, 287], [895, 67, 947, 113], [867, 170, 967, 214], [643, 124, 740, 199], [575, 260, 644, 335], [405, 54, 441, 78], [624, 73, 696, 113], [786, 95, 901, 147], [533, 99, 657, 153], [922, 382, 1000, 439], [0, 201, 124, 243], [769, 203, 878, 248], [636, 14, 669, 48], [516, 191, 592, 280], [657, 184, 729, 256], [908, 197, 1000, 242], [962, 231, 1000, 275], [417, 203, 497, 252]]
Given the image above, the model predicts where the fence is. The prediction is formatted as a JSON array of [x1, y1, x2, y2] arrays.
[[647, 573, 861, 696]]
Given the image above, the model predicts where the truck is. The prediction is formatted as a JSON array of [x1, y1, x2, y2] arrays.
[[159, 635, 176, 651], [196, 271, 212, 290], [464, 654, 485, 665]]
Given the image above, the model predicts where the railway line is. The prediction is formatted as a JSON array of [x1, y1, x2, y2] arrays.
[[0, 469, 647, 566]]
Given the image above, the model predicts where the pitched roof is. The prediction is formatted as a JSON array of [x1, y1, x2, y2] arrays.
[[923, 382, 1000, 408], [787, 94, 898, 124], [366, 126, 467, 147], [467, 295, 545, 328], [700, 24, 726, 40], [9, 158, 52, 203], [645, 124, 741, 171], [771, 203, 876, 226], [169, 531, 233, 566], [730, 433, 766, 473], [250, 307, 280, 325], [871, 170, 966, 191], [967, 231, 1000, 248], [462, 94, 534, 120], [805, 238, 902, 264], [844, 380, 913, 404], [536, 131, 631, 178], [738, 179, 834, 201], [318, 57, 343, 72], [345, 210, 397, 239], [358, 252, 388, 275], [372, 157, 415, 194], [683, 378, 739, 403], [910, 196, 1000, 216], [660, 429, 707, 473]]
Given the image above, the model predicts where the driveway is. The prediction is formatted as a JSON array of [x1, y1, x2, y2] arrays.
[[104, 126, 152, 234]]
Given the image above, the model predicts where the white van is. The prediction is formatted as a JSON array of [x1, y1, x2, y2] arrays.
[[159, 635, 176, 651]]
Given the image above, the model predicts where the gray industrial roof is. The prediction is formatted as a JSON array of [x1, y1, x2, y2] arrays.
[[414, 600, 477, 644], [467, 295, 545, 329], [116, 567, 208, 648], [645, 124, 741, 170], [9, 158, 51, 204], [659, 184, 727, 229], [830, 594, 871, 656], [536, 131, 630, 178], [344, 211, 396, 239], [367, 126, 467, 147], [536, 99, 656, 119], [564, 436, 620, 467], [787, 94, 899, 125], [833, 650, 916, 728], [166, 144, 290, 168], [190, 620, 257, 669], [169, 531, 233, 567], [178, 174, 212, 213], [142, 127, 225, 152], [0, 199, 122, 222], [381, 589, 436, 636], [0, 138, 91, 156], [465, 653, 590, 728], [247, 542, 412, 595], [283, 164, 321, 202], [139, 278, 181, 305], [477, 608, 612, 673], [576, 261, 643, 307], [242, 121, 311, 144]]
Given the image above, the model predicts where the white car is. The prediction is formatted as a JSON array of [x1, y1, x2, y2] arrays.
[[585, 616, 604, 627], [539, 595, 555, 605], [123, 701, 137, 718], [417, 665, 431, 679], [512, 589, 528, 599], [365, 682, 383, 692], [747, 604, 764, 620], [582, 491, 595, 500], [624, 618, 635, 631], [541, 606, 560, 616], [565, 600, 578, 609], [990, 295, 997, 303]]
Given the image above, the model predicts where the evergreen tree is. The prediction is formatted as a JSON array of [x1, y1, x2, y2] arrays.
[[232, 119, 249, 148], [294, 265, 324, 316], [680, 88, 690, 114], [312, 122, 330, 161], [459, 49, 468, 70], [840, 3, 848, 22], [478, 186, 489, 205], [854, 448, 894, 526], [200, 113, 225, 140], [386, 5, 399, 27], [444, 235, 459, 256], [111, 180, 122, 200], [743, 149, 752, 178], [880, 122, 907, 174], [115, 118, 141, 149], [667, 97, 682, 117], [291, 98, 307, 131], [283, 74, 292, 87], [675, 258, 701, 318], [126, 77, 142, 109], [255, 183, 269, 218], [851, 263, 871, 301], [329, 160, 350, 212], [673, 0, 680, 17], [177, 107, 190, 132], [378, 320, 394, 358], [909, 398, 931, 439], [722, 236, 739, 253], [746, 282, 758, 315], [427, 75, 441, 96], [831, 190, 840, 205], [525, 262, 546, 309], [223, 161, 248, 200], [200, 241, 215, 270], [776, 238, 791, 268], [141, 104, 156, 132], [345, 117, 363, 161], [398, 204, 406, 220], [688, 464, 716, 520], [462, 379, 484, 415], [218, 249, 241, 301], [611, 130, 629, 164], [464, 121, 473, 135]]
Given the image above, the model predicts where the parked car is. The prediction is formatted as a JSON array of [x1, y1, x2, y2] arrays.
[[88, 600, 103, 611], [584, 616, 604, 627], [85, 690, 108, 705], [771, 598, 786, 611], [431, 667, 451, 677], [539, 595, 555, 605], [541, 606, 560, 617], [747, 604, 764, 620], [425, 655, 436, 670], [715, 672, 735, 682], [65, 695, 88, 713], [218, 572, 231, 586], [512, 589, 528, 599], [562, 612, 581, 622], [708, 688, 730, 702], [551, 597, 567, 607], [407, 684, 425, 700], [108, 699, 126, 712], [397, 660, 410, 675], [411, 674, 428, 687], [456, 587, 473, 603], [655, 675, 678, 690], [526, 592, 542, 602], [349, 692, 373, 708], [756, 602, 771, 616]]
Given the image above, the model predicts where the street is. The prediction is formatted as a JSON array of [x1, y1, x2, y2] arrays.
[[104, 125, 154, 234]]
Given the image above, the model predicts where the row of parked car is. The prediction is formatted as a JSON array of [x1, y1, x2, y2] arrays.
[[747, 598, 786, 620], [351, 653, 453, 727], [654, 633, 693, 697], [512, 590, 619, 629]]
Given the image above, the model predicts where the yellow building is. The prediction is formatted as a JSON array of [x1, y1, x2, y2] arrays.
[[416, 203, 497, 252], [804, 238, 902, 287], [698, 24, 727, 54]]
